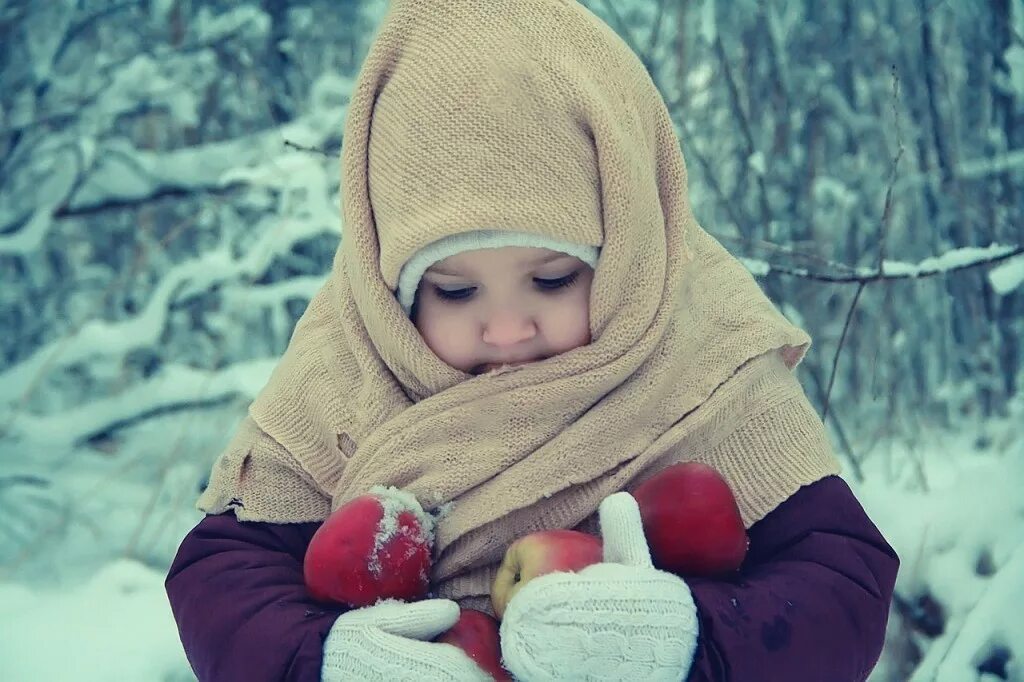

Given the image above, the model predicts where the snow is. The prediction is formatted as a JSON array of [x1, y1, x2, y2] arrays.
[[697, 0, 717, 45], [852, 409, 1024, 682], [872, 244, 1018, 278], [103, 54, 201, 128], [22, 1, 73, 84], [922, 543, 1024, 681], [813, 176, 858, 209], [958, 149, 1024, 179], [1005, 44, 1024, 99], [738, 245, 1021, 283], [193, 5, 270, 44], [739, 256, 771, 276], [3, 360, 276, 446], [66, 131, 280, 212], [747, 152, 766, 176], [0, 560, 194, 681], [989, 255, 1024, 295], [368, 485, 436, 578]]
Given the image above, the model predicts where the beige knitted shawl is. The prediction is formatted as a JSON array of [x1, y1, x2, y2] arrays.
[[198, 0, 840, 612]]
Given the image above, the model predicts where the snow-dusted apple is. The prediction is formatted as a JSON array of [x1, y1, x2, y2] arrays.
[[303, 486, 435, 608], [434, 608, 512, 681], [490, 529, 602, 619], [632, 462, 748, 577]]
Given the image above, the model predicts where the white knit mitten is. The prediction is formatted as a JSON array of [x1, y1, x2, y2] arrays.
[[500, 492, 700, 681], [321, 598, 491, 681]]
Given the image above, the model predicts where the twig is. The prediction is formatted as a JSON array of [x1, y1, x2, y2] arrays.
[[823, 66, 904, 426], [716, 234, 860, 274], [283, 139, 337, 158], [77, 395, 237, 448], [805, 365, 864, 483], [0, 475, 49, 492], [676, 117, 758, 240], [878, 65, 905, 271], [122, 391, 230, 558], [712, 36, 756, 158], [712, 35, 774, 237], [646, 0, 670, 56], [52, 2, 143, 68], [823, 281, 866, 425]]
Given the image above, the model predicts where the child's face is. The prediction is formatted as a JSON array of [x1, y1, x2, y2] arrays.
[[412, 246, 594, 375]]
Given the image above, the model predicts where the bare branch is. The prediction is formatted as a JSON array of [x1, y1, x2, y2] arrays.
[[676, 117, 758, 240], [824, 66, 902, 429], [52, 2, 144, 67], [283, 139, 338, 158], [716, 234, 860, 274], [646, 0, 670, 56], [878, 65, 905, 271], [823, 281, 866, 425], [804, 364, 864, 483], [712, 35, 773, 235]]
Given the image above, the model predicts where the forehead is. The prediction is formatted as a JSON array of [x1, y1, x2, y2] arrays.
[[427, 246, 573, 275]]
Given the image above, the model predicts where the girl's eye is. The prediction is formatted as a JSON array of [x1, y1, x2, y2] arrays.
[[434, 286, 477, 301], [433, 270, 581, 302], [534, 270, 580, 290]]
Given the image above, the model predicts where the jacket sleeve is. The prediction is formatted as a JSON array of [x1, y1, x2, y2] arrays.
[[685, 475, 900, 682], [165, 512, 343, 682]]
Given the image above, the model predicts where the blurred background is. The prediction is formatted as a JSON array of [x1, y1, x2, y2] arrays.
[[1, 0, 1022, 679]]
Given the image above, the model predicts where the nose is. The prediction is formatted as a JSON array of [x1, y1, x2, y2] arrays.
[[481, 306, 537, 346]]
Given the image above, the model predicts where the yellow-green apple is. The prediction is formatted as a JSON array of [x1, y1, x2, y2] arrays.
[[490, 529, 602, 619], [303, 486, 434, 608], [434, 608, 512, 681], [632, 462, 748, 577]]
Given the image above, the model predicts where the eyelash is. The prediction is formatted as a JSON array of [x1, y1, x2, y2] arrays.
[[433, 270, 581, 302]]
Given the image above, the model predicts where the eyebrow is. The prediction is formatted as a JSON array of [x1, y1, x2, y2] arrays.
[[426, 252, 572, 277]]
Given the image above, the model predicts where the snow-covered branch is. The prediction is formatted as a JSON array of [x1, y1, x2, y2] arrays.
[[0, 178, 336, 408], [742, 244, 1024, 286], [1, 360, 277, 448]]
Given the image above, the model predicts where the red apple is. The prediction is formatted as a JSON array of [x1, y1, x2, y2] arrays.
[[303, 486, 435, 608], [490, 529, 602, 619], [434, 608, 512, 681], [632, 462, 748, 577]]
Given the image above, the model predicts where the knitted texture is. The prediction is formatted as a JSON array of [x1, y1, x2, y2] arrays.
[[320, 599, 490, 681], [198, 0, 841, 612], [500, 493, 699, 681], [396, 229, 600, 314]]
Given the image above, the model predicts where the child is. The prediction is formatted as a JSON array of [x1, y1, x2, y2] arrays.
[[166, 0, 899, 680]]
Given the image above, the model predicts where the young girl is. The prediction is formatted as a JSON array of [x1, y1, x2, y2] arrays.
[[166, 1, 899, 680]]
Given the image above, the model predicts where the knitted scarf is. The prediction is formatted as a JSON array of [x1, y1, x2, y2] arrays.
[[198, 0, 840, 612]]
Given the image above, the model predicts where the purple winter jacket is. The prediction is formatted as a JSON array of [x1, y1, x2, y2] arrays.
[[166, 475, 898, 681]]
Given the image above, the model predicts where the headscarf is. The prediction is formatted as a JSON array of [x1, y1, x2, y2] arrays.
[[199, 0, 840, 612]]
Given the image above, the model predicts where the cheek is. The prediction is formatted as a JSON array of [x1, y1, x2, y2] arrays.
[[415, 302, 477, 365], [543, 292, 592, 348]]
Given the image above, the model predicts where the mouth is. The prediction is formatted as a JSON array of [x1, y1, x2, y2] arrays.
[[473, 358, 546, 375]]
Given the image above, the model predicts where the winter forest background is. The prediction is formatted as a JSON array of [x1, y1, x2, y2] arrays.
[[1, 0, 1023, 679]]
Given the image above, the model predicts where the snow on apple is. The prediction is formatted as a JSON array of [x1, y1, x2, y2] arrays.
[[303, 485, 436, 608]]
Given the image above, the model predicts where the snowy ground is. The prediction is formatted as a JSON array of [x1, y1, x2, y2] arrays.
[[1, 400, 1022, 681]]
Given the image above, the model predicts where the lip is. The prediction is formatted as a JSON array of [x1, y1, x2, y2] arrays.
[[474, 358, 545, 374], [483, 361, 530, 372]]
